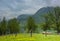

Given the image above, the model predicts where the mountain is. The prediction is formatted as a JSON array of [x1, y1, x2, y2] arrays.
[[33, 7, 54, 23], [17, 7, 54, 24], [17, 14, 32, 24]]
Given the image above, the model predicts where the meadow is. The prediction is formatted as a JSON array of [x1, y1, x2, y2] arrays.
[[0, 33, 60, 41]]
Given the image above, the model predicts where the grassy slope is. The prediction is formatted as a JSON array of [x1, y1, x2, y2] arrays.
[[0, 34, 60, 41]]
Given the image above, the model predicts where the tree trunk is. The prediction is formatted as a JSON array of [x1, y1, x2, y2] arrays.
[[45, 31, 47, 37], [56, 24, 60, 34], [15, 33, 17, 37], [30, 30, 32, 37]]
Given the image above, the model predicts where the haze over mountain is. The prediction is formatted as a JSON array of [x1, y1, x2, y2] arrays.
[[17, 14, 32, 24], [17, 7, 54, 24]]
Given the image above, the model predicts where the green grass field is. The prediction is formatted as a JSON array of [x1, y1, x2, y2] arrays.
[[0, 33, 60, 41]]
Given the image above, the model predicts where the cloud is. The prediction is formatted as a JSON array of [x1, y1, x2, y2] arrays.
[[0, 0, 60, 19]]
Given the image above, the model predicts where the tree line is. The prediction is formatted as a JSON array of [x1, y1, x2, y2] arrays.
[[0, 18, 20, 35], [42, 7, 60, 36], [0, 7, 60, 37]]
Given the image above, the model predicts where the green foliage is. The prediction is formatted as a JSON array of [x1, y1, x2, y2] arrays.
[[27, 16, 37, 33], [54, 7, 60, 33], [8, 18, 20, 34], [41, 6, 60, 34], [0, 17, 7, 35], [50, 7, 60, 33], [42, 14, 51, 31]]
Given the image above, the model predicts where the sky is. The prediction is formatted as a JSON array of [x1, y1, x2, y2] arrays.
[[0, 0, 60, 19]]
